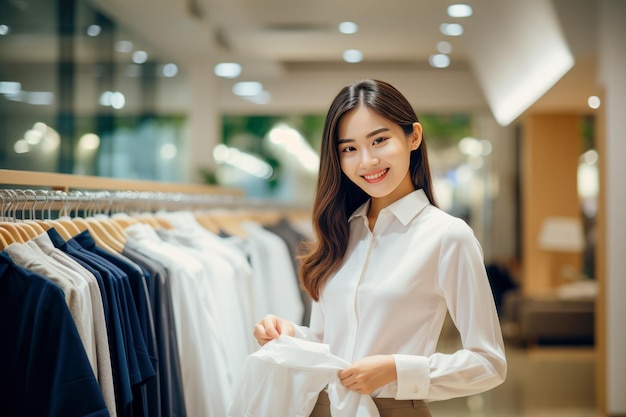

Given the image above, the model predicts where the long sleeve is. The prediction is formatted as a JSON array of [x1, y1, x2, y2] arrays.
[[394, 218, 506, 400]]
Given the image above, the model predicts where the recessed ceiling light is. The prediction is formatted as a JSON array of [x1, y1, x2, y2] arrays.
[[86, 24, 101, 37], [162, 63, 178, 78], [338, 21, 358, 34], [214, 62, 242, 78], [232, 81, 263, 97], [343, 49, 363, 63], [115, 40, 133, 53], [587, 95, 601, 109], [447, 4, 473, 18], [99, 91, 126, 109], [0, 81, 21, 95], [437, 41, 452, 54], [429, 54, 450, 68], [440, 23, 464, 36], [0, 25, 10, 35], [132, 50, 148, 64], [245, 90, 271, 105]]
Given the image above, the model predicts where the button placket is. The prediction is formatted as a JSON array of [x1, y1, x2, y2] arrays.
[[347, 227, 375, 360]]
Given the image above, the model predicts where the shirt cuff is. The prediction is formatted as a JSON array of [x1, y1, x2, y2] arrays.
[[393, 354, 430, 400]]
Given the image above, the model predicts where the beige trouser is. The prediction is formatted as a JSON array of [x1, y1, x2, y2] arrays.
[[309, 390, 432, 417]]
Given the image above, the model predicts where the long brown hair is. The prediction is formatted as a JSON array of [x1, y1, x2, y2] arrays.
[[299, 79, 438, 301]]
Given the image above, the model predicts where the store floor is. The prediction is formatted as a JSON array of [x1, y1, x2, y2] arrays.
[[428, 342, 600, 417]]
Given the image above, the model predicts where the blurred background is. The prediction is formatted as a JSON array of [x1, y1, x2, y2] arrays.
[[1, 0, 625, 415]]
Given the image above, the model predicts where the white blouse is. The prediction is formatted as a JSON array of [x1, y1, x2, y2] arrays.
[[295, 189, 507, 401]]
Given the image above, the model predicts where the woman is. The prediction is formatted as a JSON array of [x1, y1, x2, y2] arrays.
[[254, 79, 507, 416]]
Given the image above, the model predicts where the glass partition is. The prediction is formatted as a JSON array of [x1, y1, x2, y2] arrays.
[[0, 0, 187, 181]]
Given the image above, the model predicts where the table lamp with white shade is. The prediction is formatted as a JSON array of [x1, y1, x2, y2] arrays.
[[538, 216, 586, 284]]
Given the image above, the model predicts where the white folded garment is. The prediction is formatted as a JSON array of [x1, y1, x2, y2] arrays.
[[229, 336, 380, 417]]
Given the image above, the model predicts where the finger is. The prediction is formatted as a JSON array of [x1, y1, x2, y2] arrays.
[[340, 378, 355, 388], [266, 323, 280, 339], [345, 381, 360, 391], [338, 368, 352, 380], [338, 374, 355, 386], [257, 337, 274, 346], [253, 324, 266, 339]]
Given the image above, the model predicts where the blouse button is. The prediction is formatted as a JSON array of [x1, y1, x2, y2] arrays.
[[414, 386, 420, 393]]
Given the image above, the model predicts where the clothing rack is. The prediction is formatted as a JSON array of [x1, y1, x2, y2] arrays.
[[0, 169, 248, 217], [0, 169, 312, 216], [0, 169, 243, 194], [0, 189, 248, 218]]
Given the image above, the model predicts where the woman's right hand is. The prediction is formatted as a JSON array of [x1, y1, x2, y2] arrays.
[[253, 314, 296, 346]]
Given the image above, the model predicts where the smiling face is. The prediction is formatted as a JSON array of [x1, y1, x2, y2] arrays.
[[337, 105, 422, 210]]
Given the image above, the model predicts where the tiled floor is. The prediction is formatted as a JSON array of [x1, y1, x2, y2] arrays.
[[427, 341, 600, 417]]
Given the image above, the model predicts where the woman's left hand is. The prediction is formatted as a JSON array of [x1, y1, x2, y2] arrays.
[[338, 355, 397, 394]]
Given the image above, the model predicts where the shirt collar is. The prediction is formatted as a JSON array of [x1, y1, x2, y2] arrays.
[[348, 189, 431, 226]]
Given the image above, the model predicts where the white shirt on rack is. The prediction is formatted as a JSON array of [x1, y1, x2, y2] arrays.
[[294, 189, 506, 401], [156, 226, 256, 386], [243, 221, 304, 325], [156, 210, 257, 353]]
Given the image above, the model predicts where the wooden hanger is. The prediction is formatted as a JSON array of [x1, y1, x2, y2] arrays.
[[109, 210, 141, 230], [33, 219, 52, 231], [24, 192, 48, 236], [0, 225, 21, 246], [20, 222, 39, 239], [14, 223, 32, 241], [0, 190, 31, 242], [21, 190, 47, 236], [55, 217, 82, 237], [0, 223, 26, 244], [251, 209, 283, 226], [154, 216, 173, 230], [133, 212, 162, 229], [43, 196, 76, 240], [70, 216, 117, 253], [27, 220, 46, 235], [0, 227, 11, 249], [194, 211, 222, 234], [111, 216, 139, 230], [206, 210, 248, 238], [86, 217, 124, 252], [23, 190, 71, 240], [6, 190, 40, 240], [45, 219, 73, 240], [135, 211, 171, 230], [93, 214, 127, 245]]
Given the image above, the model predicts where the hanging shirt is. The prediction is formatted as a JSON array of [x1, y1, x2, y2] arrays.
[[4, 241, 97, 371], [48, 227, 134, 414], [33, 232, 117, 417], [157, 210, 257, 353], [243, 221, 304, 324], [156, 226, 255, 387], [0, 252, 109, 417], [74, 231, 156, 386], [229, 336, 379, 417], [95, 243, 159, 417], [123, 246, 187, 417], [264, 217, 313, 325], [294, 189, 507, 401]]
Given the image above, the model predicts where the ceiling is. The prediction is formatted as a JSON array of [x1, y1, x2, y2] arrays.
[[5, 0, 601, 122]]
